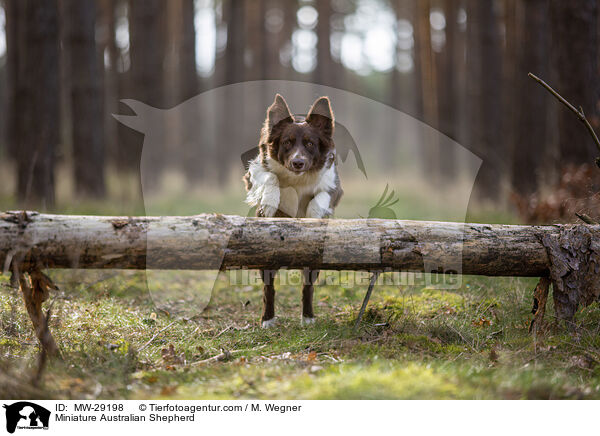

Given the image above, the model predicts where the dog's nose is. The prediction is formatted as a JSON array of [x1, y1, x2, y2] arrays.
[[291, 159, 306, 170]]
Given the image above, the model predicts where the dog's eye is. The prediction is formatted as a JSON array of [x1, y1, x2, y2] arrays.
[[306, 142, 314, 149], [282, 140, 291, 148]]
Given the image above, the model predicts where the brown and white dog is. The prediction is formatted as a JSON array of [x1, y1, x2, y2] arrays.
[[243, 94, 343, 327]]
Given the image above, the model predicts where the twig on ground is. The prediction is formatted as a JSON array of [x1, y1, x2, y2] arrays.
[[528, 72, 600, 154], [353, 271, 380, 332], [231, 344, 268, 354], [138, 320, 177, 352], [215, 325, 232, 338], [191, 349, 232, 366]]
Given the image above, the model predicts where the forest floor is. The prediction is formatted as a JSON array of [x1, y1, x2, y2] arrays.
[[1, 173, 598, 399], [3, 271, 600, 400]]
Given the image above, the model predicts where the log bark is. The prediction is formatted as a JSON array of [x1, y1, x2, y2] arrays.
[[0, 211, 586, 276]]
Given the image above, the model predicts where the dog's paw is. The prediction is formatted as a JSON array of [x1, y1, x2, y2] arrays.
[[261, 317, 277, 328], [261, 184, 280, 217], [306, 192, 332, 218], [261, 205, 278, 217], [301, 316, 315, 326]]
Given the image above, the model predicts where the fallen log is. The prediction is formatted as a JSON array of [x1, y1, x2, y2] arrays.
[[2, 211, 600, 352], [0, 210, 583, 276]]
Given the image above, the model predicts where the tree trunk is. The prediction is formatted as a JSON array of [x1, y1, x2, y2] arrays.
[[12, 0, 60, 209], [218, 0, 245, 184], [129, 0, 166, 107], [550, 0, 600, 166], [503, 0, 518, 192], [314, 0, 332, 86], [281, 0, 298, 80], [63, 0, 106, 198], [466, 0, 504, 201], [0, 211, 570, 277], [263, 0, 296, 79], [224, 0, 245, 85], [5, 0, 21, 163], [511, 0, 549, 195], [0, 1, 7, 161], [171, 0, 203, 183], [114, 0, 139, 171], [179, 0, 198, 102], [127, 0, 167, 187], [97, 0, 120, 170], [245, 0, 267, 81], [415, 0, 440, 181], [436, 0, 459, 179]]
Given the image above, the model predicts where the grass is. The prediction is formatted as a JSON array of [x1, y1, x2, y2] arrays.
[[3, 270, 600, 400], [2, 169, 599, 399]]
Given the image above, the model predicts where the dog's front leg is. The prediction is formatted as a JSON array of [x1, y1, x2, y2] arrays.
[[261, 269, 277, 328], [260, 173, 280, 217], [301, 268, 320, 325], [306, 191, 332, 218]]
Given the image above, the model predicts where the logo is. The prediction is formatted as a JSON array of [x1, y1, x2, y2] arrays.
[[3, 402, 50, 434]]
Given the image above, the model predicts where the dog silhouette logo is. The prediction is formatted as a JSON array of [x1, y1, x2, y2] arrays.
[[3, 402, 50, 433]]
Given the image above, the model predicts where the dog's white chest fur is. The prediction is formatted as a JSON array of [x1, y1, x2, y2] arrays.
[[246, 157, 336, 218]]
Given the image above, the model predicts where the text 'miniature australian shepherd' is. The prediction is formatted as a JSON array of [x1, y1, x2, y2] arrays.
[[243, 94, 343, 328]]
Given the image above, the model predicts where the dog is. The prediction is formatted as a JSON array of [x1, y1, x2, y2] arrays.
[[243, 94, 343, 327]]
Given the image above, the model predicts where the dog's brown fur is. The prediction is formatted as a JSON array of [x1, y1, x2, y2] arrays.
[[243, 94, 343, 326]]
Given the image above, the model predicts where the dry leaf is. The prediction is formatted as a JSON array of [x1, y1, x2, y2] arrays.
[[161, 343, 184, 366], [471, 317, 491, 327], [160, 385, 178, 395]]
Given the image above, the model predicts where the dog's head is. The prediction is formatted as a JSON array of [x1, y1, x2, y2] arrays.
[[262, 94, 335, 174]]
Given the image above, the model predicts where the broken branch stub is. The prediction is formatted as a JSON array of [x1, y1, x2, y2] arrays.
[[529, 277, 551, 333], [15, 265, 59, 356]]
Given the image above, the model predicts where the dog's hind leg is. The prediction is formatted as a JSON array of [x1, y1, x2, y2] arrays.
[[261, 269, 277, 328], [301, 269, 320, 325]]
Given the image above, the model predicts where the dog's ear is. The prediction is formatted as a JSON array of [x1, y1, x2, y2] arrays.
[[266, 94, 293, 134], [307, 96, 334, 138]]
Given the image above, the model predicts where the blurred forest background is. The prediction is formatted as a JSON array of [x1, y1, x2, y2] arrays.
[[0, 0, 599, 223]]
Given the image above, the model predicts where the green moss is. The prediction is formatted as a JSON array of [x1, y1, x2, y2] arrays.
[[285, 363, 466, 399], [3, 267, 600, 399]]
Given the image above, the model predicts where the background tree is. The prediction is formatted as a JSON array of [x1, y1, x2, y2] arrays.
[[415, 0, 440, 179], [246, 0, 267, 82], [179, 0, 198, 103], [97, 0, 119, 172], [224, 0, 245, 86], [550, 0, 600, 166], [466, 0, 504, 201], [217, 0, 245, 183], [126, 0, 167, 184], [435, 0, 460, 179], [511, 0, 549, 195], [1, 0, 599, 217], [5, 0, 20, 164], [10, 0, 60, 209], [315, 0, 332, 87], [62, 0, 106, 198]]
